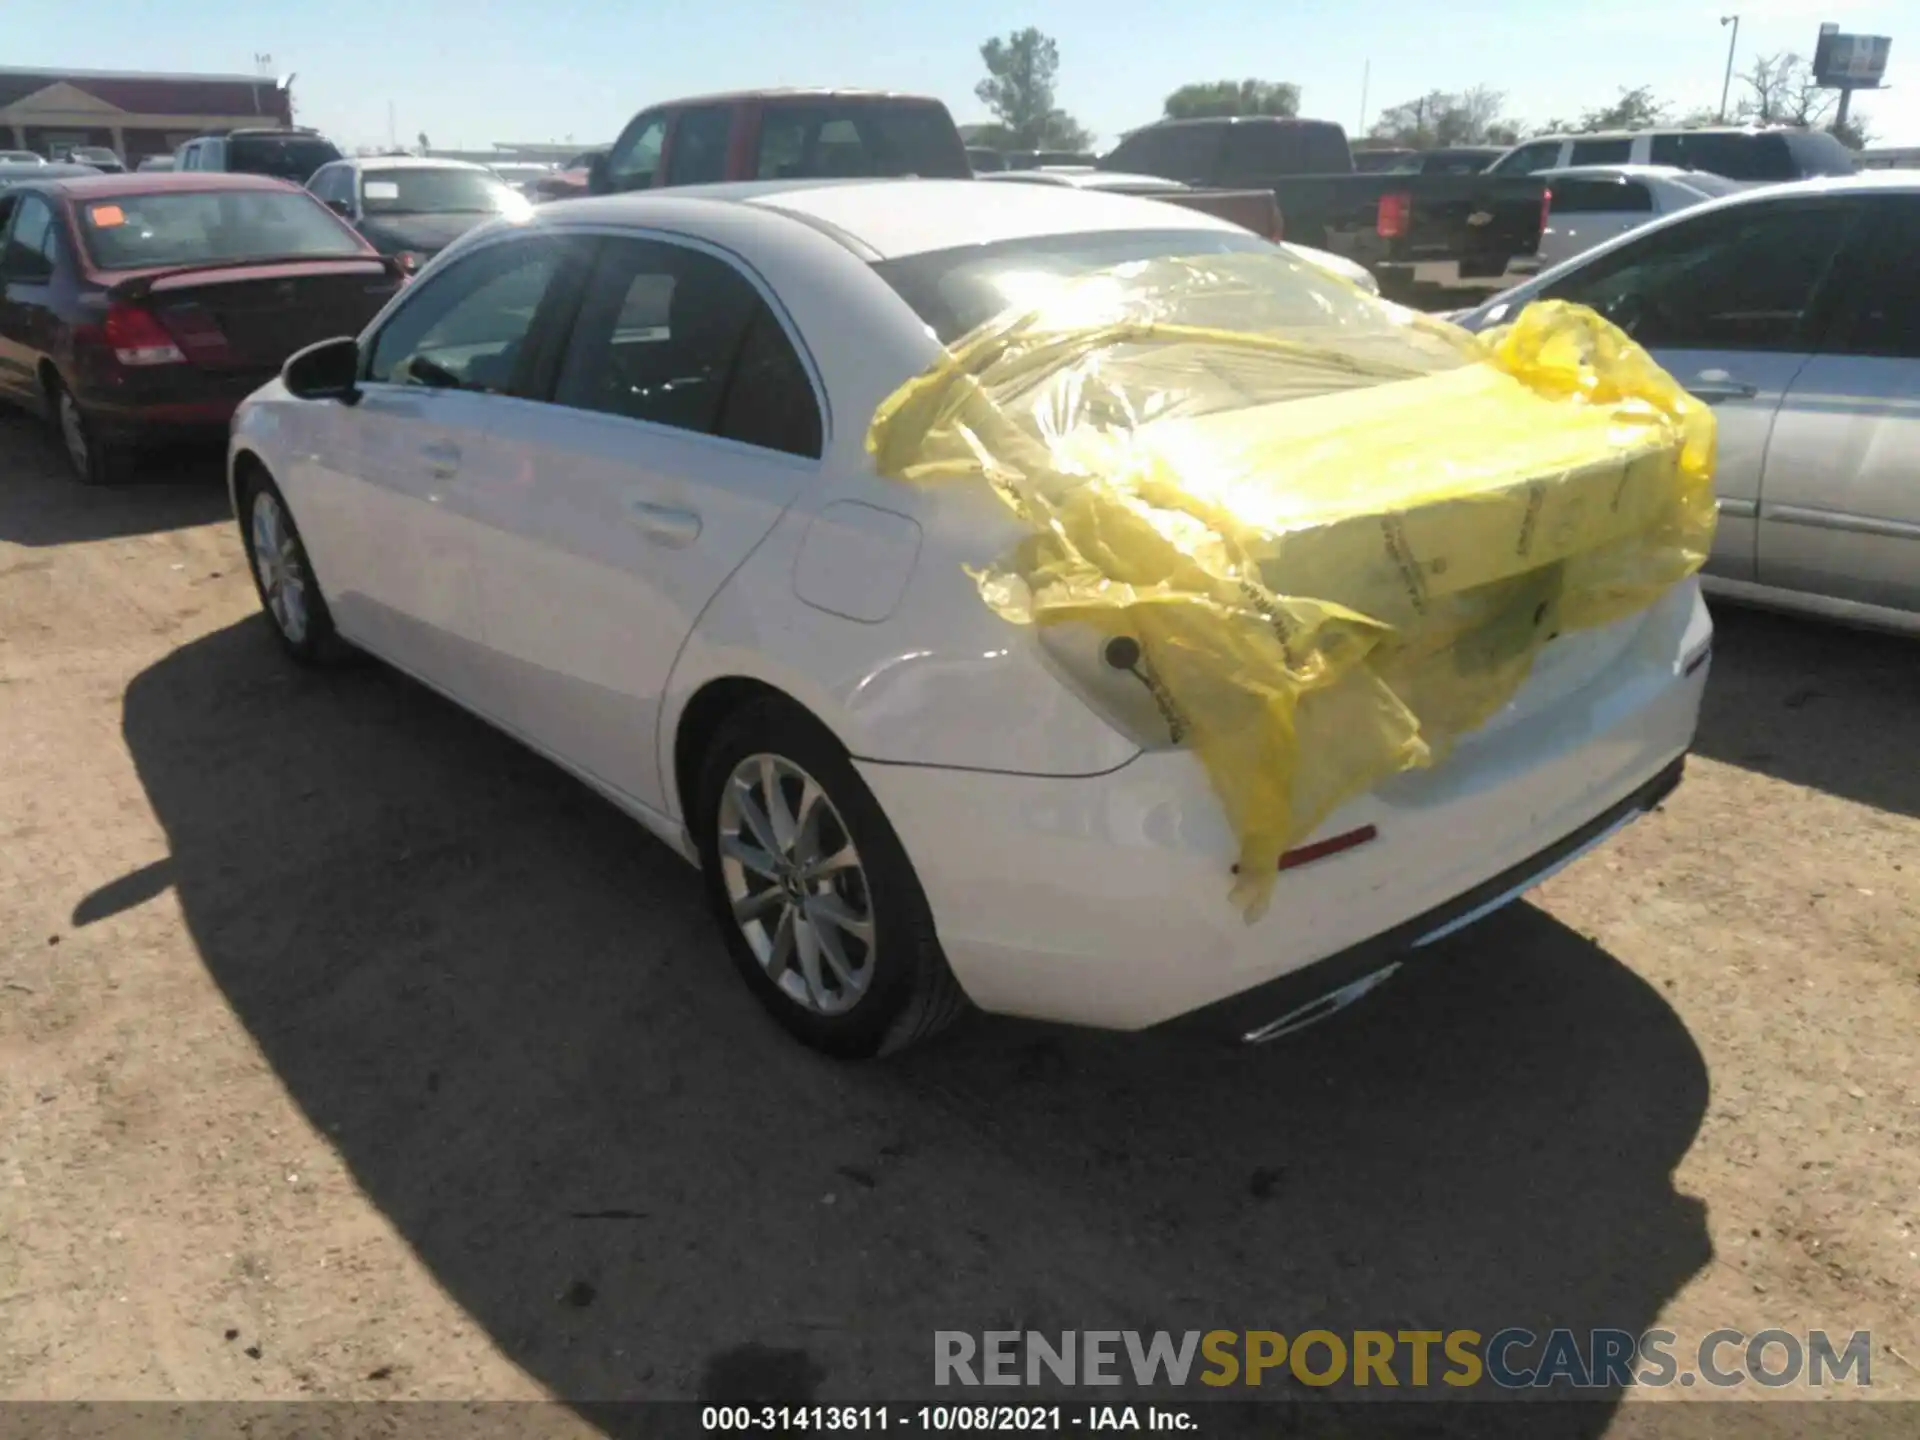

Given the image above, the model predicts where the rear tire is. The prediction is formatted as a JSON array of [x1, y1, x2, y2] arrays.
[[694, 697, 967, 1058], [49, 377, 133, 486], [237, 468, 343, 666]]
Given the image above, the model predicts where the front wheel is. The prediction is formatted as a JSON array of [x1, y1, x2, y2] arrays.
[[238, 470, 341, 665], [695, 698, 967, 1058]]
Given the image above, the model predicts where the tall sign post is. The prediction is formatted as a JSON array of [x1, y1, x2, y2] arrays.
[[1812, 23, 1892, 134]]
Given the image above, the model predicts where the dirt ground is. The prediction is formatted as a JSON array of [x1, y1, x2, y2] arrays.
[[2, 411, 1917, 1434]]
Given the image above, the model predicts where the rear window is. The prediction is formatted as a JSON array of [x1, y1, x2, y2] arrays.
[[227, 134, 344, 182], [755, 102, 968, 180], [361, 168, 519, 215], [1546, 177, 1654, 214], [75, 189, 367, 271], [873, 228, 1277, 343]]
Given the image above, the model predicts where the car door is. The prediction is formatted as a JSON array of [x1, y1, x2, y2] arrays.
[[0, 192, 62, 408], [1755, 193, 1920, 616], [1539, 194, 1864, 582], [461, 231, 824, 813], [289, 233, 583, 700]]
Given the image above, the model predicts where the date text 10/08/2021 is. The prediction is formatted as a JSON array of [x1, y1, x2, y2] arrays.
[[702, 1406, 1195, 1431]]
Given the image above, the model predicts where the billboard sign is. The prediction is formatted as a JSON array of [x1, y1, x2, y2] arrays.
[[1813, 25, 1892, 88]]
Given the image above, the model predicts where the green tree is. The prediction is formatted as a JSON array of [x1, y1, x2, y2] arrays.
[[1162, 78, 1300, 121], [1368, 86, 1513, 148], [1577, 85, 1671, 132], [975, 27, 1093, 150]]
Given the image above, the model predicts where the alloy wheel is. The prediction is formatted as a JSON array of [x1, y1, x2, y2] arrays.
[[57, 391, 89, 477], [250, 491, 310, 645], [716, 753, 876, 1016]]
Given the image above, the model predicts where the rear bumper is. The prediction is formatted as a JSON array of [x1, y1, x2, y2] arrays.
[[75, 369, 271, 446], [858, 580, 1711, 1033]]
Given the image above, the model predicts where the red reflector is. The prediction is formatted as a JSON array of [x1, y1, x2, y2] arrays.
[[1377, 191, 1411, 239], [1540, 185, 1553, 233], [103, 303, 185, 367], [1278, 824, 1379, 872]]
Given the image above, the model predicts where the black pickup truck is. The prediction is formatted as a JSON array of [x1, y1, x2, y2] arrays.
[[1099, 117, 1547, 301]]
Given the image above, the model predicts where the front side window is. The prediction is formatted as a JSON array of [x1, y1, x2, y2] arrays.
[[606, 115, 667, 192], [2, 195, 57, 278], [665, 107, 732, 186], [366, 237, 566, 392], [74, 188, 366, 271], [1543, 199, 1858, 351], [553, 237, 821, 456]]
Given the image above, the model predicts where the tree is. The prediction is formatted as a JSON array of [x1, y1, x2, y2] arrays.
[[1162, 78, 1299, 121], [975, 27, 1093, 150], [1736, 52, 1832, 128], [1577, 85, 1670, 132], [1368, 86, 1513, 148]]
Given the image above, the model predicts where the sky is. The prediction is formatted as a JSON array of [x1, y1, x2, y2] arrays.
[[15, 0, 1916, 152]]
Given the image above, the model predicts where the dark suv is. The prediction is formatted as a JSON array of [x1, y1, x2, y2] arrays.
[[176, 128, 345, 183]]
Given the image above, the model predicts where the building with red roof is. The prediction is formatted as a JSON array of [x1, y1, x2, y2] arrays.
[[0, 66, 296, 165]]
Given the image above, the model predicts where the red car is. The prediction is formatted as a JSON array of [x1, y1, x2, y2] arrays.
[[0, 171, 404, 484]]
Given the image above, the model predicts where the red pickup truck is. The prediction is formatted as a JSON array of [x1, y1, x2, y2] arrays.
[[585, 88, 972, 195]]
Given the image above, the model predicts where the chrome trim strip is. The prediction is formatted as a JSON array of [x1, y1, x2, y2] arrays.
[[1764, 504, 1920, 541]]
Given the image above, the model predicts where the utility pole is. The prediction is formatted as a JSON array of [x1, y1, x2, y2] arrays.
[[1359, 59, 1370, 136], [388, 100, 397, 151], [1719, 15, 1740, 121]]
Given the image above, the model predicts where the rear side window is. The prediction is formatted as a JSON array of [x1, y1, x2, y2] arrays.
[[666, 106, 732, 186], [1783, 130, 1858, 177], [75, 189, 366, 270], [1546, 177, 1654, 214], [1219, 121, 1352, 176], [1105, 124, 1221, 181], [554, 236, 822, 456], [1648, 132, 1795, 181], [228, 135, 341, 181], [754, 103, 968, 180], [1569, 138, 1632, 165], [3, 195, 59, 278], [1831, 197, 1920, 359]]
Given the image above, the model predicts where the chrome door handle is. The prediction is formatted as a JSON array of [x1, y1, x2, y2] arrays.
[[1689, 380, 1758, 403], [422, 441, 461, 478], [627, 500, 701, 548]]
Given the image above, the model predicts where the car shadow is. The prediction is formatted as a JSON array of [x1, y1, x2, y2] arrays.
[[0, 412, 231, 548], [1694, 601, 1920, 819], [110, 618, 1712, 1434]]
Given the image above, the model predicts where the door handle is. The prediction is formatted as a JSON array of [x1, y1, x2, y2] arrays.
[[421, 440, 461, 478], [626, 499, 702, 548], [1689, 380, 1758, 404]]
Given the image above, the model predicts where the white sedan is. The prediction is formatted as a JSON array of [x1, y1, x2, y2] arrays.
[[229, 179, 1712, 1057], [1531, 164, 1741, 270]]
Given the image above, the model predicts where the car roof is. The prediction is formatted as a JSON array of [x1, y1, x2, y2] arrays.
[[0, 161, 96, 178], [1538, 163, 1706, 180], [1524, 124, 1799, 145], [544, 178, 1243, 260], [649, 87, 944, 109], [36, 171, 301, 198], [343, 156, 493, 172]]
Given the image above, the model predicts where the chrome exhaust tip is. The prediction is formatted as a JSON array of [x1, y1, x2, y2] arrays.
[[1240, 962, 1403, 1045]]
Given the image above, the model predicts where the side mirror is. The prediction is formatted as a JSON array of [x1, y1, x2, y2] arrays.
[[325, 197, 353, 218], [587, 152, 610, 195], [283, 336, 361, 403]]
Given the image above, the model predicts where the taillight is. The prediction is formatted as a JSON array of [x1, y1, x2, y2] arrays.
[[1376, 191, 1412, 239], [102, 303, 185, 366], [1540, 186, 1553, 232]]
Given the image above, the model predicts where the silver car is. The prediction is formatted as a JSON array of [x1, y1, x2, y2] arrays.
[[1455, 173, 1920, 637]]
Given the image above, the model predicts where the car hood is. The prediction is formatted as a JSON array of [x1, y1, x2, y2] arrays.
[[356, 211, 494, 256]]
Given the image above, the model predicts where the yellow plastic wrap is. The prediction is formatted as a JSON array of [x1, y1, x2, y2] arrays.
[[866, 252, 1717, 915]]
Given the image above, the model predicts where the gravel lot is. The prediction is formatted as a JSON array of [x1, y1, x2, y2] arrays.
[[2, 412, 1916, 1434]]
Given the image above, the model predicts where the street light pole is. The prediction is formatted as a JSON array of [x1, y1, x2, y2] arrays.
[[1719, 15, 1740, 122]]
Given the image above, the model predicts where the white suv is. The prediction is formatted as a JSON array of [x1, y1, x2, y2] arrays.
[[1487, 127, 1857, 183]]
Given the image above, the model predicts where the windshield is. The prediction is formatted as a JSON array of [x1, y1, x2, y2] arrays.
[[76, 188, 368, 271], [227, 134, 343, 182], [361, 168, 517, 215], [874, 228, 1289, 343]]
